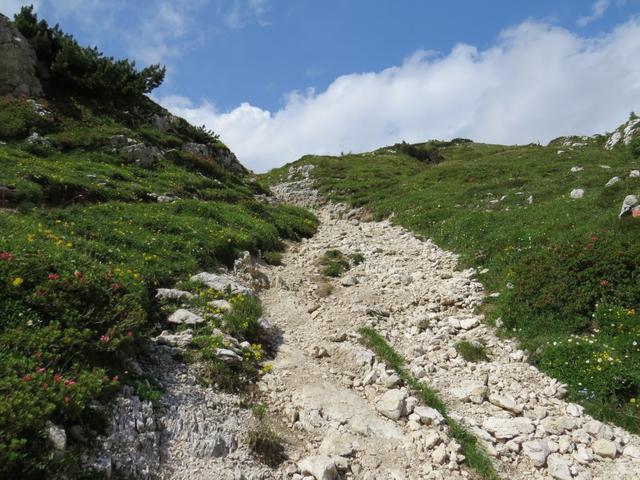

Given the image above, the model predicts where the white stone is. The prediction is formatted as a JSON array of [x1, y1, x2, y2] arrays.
[[214, 348, 243, 364], [630, 170, 640, 178], [459, 318, 479, 330], [482, 417, 534, 439], [542, 416, 577, 435], [340, 275, 358, 286], [451, 380, 487, 403], [155, 288, 194, 301], [432, 443, 448, 464], [605, 176, 621, 187], [547, 453, 573, 480], [413, 406, 445, 426], [47, 423, 66, 451], [570, 189, 585, 199], [522, 440, 550, 467], [156, 329, 193, 347], [375, 389, 407, 420], [424, 430, 441, 449], [619, 194, 639, 218], [489, 393, 523, 414], [592, 439, 617, 458], [167, 309, 205, 325], [566, 404, 583, 417], [622, 444, 640, 459], [298, 455, 338, 480], [570, 166, 584, 173], [574, 446, 593, 464], [190, 272, 252, 295]]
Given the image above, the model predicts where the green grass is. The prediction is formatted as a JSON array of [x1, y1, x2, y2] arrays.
[[456, 340, 489, 362], [359, 327, 499, 480], [265, 124, 640, 432], [321, 249, 350, 277], [0, 93, 318, 478], [320, 249, 364, 277]]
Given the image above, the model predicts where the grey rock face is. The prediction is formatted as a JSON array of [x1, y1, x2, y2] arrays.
[[0, 14, 43, 97], [190, 272, 252, 296], [120, 143, 163, 168], [183, 142, 210, 157], [213, 146, 248, 174]]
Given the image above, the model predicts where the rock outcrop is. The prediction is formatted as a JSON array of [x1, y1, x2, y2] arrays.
[[0, 14, 43, 97]]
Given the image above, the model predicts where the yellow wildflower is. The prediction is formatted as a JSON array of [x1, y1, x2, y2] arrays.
[[11, 277, 24, 287]]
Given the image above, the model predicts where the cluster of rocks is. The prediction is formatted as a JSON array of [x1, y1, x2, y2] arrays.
[[555, 136, 592, 155], [567, 165, 640, 218], [605, 117, 640, 150], [81, 269, 276, 479], [254, 167, 640, 479], [269, 165, 323, 208]]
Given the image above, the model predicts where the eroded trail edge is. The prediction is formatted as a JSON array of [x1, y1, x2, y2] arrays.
[[259, 165, 640, 480]]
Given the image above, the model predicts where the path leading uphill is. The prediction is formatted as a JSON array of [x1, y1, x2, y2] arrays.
[[258, 165, 640, 480]]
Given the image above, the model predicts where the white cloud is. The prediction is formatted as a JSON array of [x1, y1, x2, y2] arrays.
[[224, 0, 270, 30], [159, 19, 640, 173], [577, 0, 610, 27], [0, 0, 39, 17]]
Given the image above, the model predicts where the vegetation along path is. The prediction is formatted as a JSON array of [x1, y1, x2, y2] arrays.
[[258, 165, 640, 480]]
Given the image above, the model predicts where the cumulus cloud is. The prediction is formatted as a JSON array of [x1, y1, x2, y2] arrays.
[[158, 20, 640, 172], [577, 0, 610, 27]]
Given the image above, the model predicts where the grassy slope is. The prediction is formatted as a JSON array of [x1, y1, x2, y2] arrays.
[[0, 94, 317, 478], [264, 131, 640, 432]]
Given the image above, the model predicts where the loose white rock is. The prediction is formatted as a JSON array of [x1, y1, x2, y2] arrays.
[[298, 455, 338, 480], [547, 453, 573, 480], [167, 309, 205, 325], [570, 189, 585, 199], [482, 417, 534, 439], [155, 288, 194, 301], [522, 440, 550, 467], [605, 176, 621, 187], [592, 439, 617, 458], [376, 389, 407, 420], [413, 406, 445, 426]]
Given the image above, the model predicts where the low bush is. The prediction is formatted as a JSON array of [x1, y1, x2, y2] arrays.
[[321, 249, 350, 277], [395, 141, 444, 164], [247, 404, 286, 467], [262, 251, 283, 265], [455, 340, 489, 362], [14, 7, 165, 101], [0, 97, 56, 140], [500, 234, 640, 339]]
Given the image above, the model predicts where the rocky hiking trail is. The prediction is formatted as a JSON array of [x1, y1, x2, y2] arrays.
[[255, 166, 640, 480]]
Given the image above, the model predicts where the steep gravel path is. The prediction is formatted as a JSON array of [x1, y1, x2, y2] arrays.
[[258, 166, 640, 480]]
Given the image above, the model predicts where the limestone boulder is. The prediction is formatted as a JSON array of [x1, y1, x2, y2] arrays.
[[0, 14, 43, 97]]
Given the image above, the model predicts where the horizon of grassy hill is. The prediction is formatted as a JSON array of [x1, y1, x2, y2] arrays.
[[264, 115, 640, 434]]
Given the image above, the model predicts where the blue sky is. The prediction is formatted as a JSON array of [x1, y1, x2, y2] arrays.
[[2, 1, 640, 170]]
